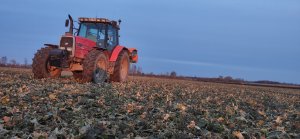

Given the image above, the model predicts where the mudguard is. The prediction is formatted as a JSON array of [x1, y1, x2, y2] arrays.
[[109, 46, 138, 63], [109, 45, 125, 62]]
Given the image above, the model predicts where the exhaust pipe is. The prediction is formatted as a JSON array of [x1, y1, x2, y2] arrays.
[[68, 14, 74, 35]]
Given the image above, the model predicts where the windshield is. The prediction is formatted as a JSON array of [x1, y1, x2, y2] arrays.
[[78, 23, 106, 43]]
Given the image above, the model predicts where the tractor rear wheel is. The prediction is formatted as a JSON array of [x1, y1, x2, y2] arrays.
[[32, 47, 61, 78], [81, 49, 108, 83], [111, 50, 129, 82]]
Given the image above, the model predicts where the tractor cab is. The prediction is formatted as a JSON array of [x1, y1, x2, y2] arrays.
[[77, 18, 120, 51]]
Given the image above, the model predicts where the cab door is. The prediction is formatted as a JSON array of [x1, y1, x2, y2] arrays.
[[107, 25, 118, 51]]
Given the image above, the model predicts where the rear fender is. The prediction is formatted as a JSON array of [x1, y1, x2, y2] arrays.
[[109, 46, 138, 63], [109, 45, 126, 62]]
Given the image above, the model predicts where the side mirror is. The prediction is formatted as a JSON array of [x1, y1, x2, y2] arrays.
[[65, 19, 69, 27]]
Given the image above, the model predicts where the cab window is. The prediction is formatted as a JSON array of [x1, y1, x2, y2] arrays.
[[97, 27, 105, 47], [78, 23, 105, 44], [87, 27, 98, 41], [107, 25, 118, 50], [78, 24, 87, 37]]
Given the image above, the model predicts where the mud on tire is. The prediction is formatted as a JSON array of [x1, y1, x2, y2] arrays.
[[81, 49, 108, 83], [32, 46, 61, 78], [111, 50, 130, 82]]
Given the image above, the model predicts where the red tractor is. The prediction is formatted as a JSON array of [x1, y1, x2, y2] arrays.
[[32, 15, 138, 83]]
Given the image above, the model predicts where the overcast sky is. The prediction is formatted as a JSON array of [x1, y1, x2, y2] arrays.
[[0, 0, 299, 83]]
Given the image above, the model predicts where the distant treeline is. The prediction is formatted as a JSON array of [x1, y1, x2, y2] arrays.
[[1, 57, 298, 88], [0, 56, 31, 68], [129, 64, 300, 88], [129, 64, 246, 84]]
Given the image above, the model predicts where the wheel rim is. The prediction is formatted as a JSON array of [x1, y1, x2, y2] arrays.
[[94, 68, 106, 82]]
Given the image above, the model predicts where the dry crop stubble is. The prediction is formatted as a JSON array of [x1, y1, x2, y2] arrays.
[[0, 67, 299, 138]]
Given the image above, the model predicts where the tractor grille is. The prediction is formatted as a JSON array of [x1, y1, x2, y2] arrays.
[[60, 37, 74, 51]]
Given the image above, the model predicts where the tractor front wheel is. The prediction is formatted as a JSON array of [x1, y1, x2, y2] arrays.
[[111, 50, 130, 82], [32, 47, 61, 79], [81, 49, 108, 83]]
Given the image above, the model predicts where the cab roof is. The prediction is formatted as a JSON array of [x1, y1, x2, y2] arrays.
[[78, 17, 119, 29]]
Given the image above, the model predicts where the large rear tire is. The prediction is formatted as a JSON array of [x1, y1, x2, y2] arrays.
[[32, 47, 61, 78], [81, 49, 108, 83], [111, 50, 130, 82]]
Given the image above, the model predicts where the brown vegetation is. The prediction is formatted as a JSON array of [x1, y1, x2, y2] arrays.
[[0, 67, 299, 138]]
